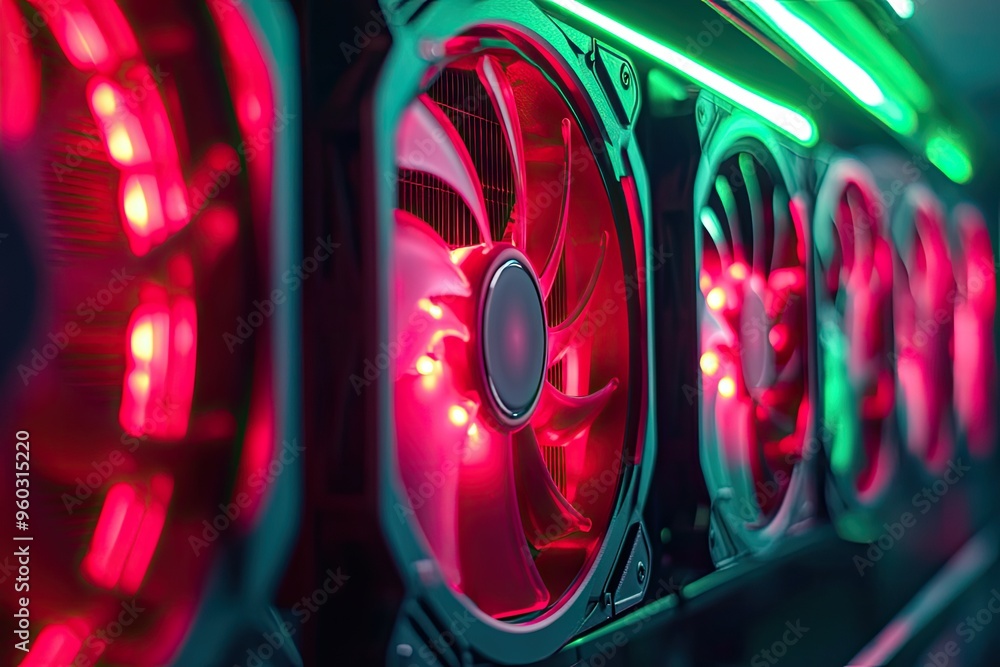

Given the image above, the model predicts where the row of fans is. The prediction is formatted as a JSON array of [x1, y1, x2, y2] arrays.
[[693, 116, 996, 562], [0, 0, 996, 664]]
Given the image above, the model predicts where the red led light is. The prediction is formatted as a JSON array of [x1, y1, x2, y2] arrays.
[[82, 475, 173, 594], [18, 624, 85, 667], [0, 0, 41, 143], [120, 288, 196, 439]]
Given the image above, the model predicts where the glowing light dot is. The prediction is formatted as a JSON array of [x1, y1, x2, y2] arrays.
[[707, 287, 726, 311], [130, 321, 155, 362], [700, 272, 712, 291], [416, 356, 435, 375], [417, 298, 444, 319], [769, 324, 789, 351], [92, 83, 117, 116], [729, 263, 747, 280], [700, 351, 720, 376], [467, 423, 479, 439], [124, 179, 149, 231], [718, 376, 736, 398], [174, 319, 194, 355], [107, 124, 134, 163], [449, 405, 469, 427], [128, 370, 150, 398]]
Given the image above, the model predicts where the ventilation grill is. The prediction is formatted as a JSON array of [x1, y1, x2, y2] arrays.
[[398, 67, 514, 247]]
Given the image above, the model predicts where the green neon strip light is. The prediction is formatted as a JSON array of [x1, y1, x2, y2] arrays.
[[830, 4, 931, 111], [745, 0, 884, 106], [738, 0, 918, 135], [541, 0, 818, 146], [926, 131, 973, 184], [885, 0, 915, 19]]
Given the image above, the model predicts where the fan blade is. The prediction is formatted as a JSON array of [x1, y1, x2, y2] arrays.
[[765, 266, 806, 320], [394, 210, 470, 377], [715, 175, 743, 262], [547, 232, 607, 367], [478, 54, 527, 245], [700, 206, 733, 267], [394, 372, 470, 589], [537, 119, 572, 298], [397, 95, 493, 247], [532, 378, 618, 446], [739, 153, 767, 273], [513, 427, 592, 550], [457, 427, 550, 617]]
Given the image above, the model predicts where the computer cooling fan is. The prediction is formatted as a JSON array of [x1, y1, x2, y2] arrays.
[[308, 0, 655, 663], [0, 1, 299, 665], [812, 156, 898, 531], [951, 204, 997, 460], [692, 98, 816, 563], [889, 185, 956, 475]]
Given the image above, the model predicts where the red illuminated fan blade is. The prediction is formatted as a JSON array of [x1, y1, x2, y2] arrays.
[[536, 119, 572, 298], [513, 426, 591, 550], [532, 378, 618, 446], [548, 232, 608, 366], [457, 427, 549, 618], [397, 95, 493, 247], [478, 54, 527, 245], [764, 266, 806, 319], [394, 372, 470, 588], [393, 210, 471, 375]]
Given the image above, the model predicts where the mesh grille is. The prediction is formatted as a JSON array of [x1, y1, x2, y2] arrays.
[[542, 444, 567, 497], [398, 67, 514, 246]]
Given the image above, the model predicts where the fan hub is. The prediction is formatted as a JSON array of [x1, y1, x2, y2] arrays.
[[479, 249, 547, 426]]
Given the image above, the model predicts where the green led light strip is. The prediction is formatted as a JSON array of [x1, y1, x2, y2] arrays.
[[737, 0, 919, 135], [541, 0, 818, 146], [926, 130, 973, 184]]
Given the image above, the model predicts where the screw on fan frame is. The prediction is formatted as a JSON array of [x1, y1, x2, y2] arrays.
[[812, 155, 900, 541], [693, 95, 818, 564], [367, 0, 656, 662]]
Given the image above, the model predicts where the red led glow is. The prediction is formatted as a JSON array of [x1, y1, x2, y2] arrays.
[[88, 79, 152, 167], [18, 624, 86, 667], [119, 288, 197, 439], [82, 475, 173, 594], [953, 206, 997, 457], [29, 0, 138, 72], [0, 0, 41, 143], [208, 0, 275, 199]]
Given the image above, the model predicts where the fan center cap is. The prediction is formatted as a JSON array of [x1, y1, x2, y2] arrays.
[[482, 255, 547, 425]]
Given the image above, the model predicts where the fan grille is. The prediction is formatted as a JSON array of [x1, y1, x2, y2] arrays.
[[398, 67, 514, 246]]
